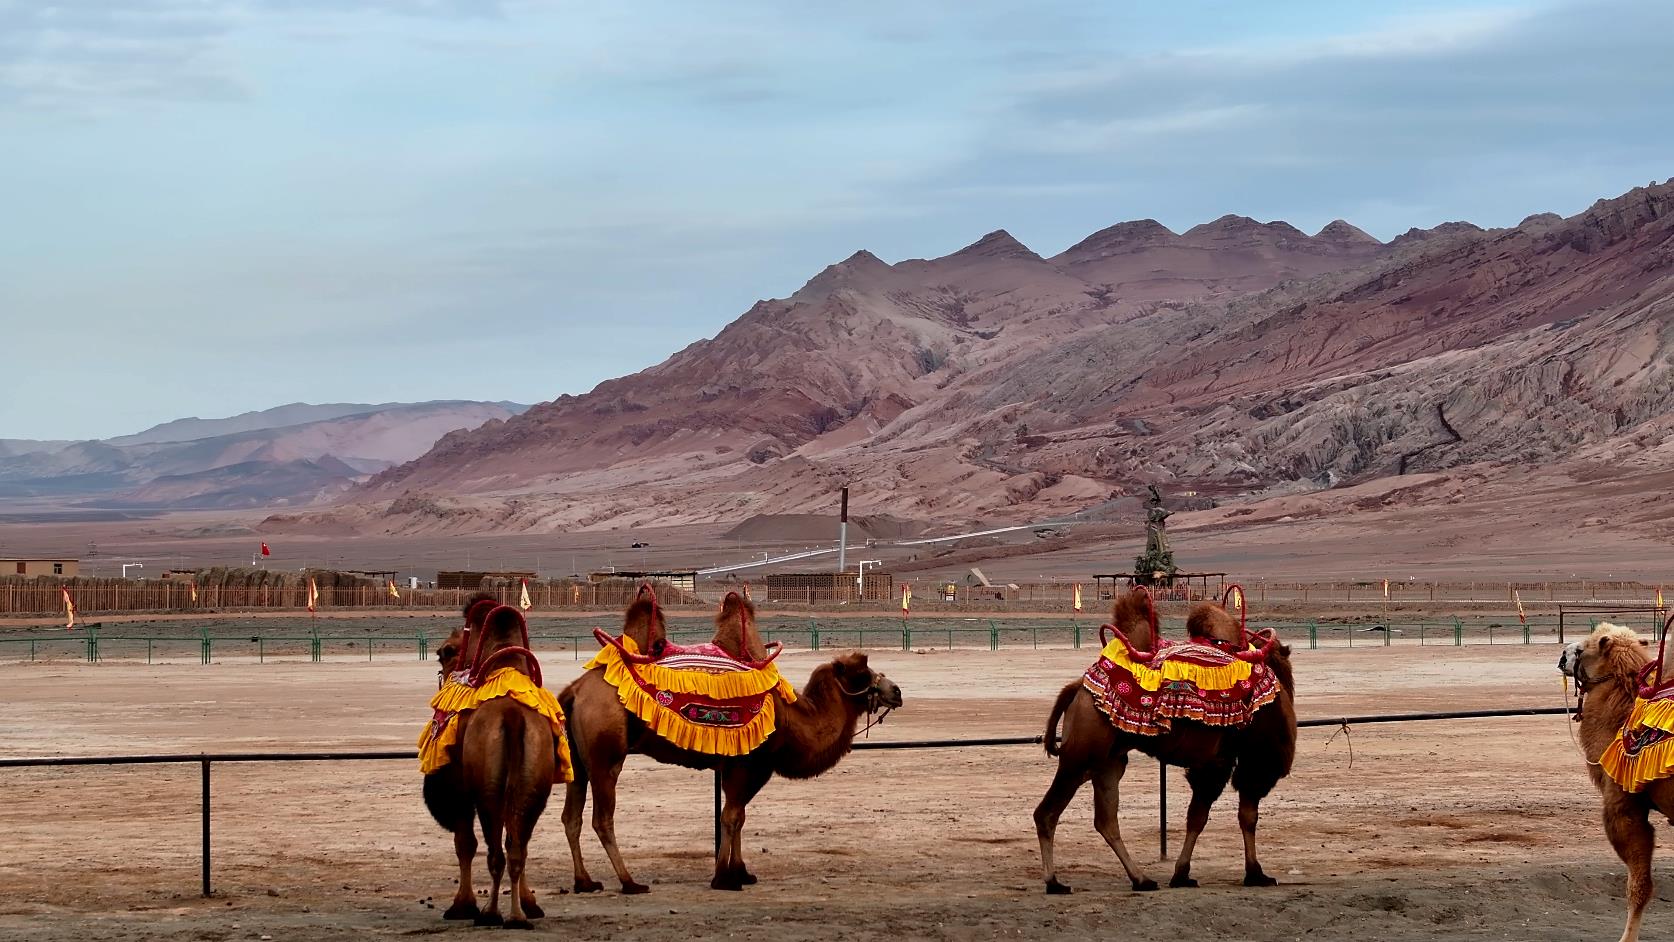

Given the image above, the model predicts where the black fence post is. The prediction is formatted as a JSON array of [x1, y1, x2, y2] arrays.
[[712, 767, 722, 855], [1158, 760, 1168, 861], [201, 757, 212, 897]]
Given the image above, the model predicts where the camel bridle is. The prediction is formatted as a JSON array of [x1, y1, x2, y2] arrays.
[[838, 670, 894, 735]]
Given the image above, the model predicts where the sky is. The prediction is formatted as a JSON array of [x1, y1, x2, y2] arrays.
[[2, 0, 1672, 441]]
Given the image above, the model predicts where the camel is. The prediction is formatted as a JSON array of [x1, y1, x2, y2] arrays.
[[1035, 587, 1297, 894], [559, 592, 902, 893], [1558, 623, 1674, 942], [424, 600, 557, 929]]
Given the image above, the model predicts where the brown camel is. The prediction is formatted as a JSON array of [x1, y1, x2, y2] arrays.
[[1035, 587, 1296, 894], [559, 594, 901, 893], [425, 602, 556, 929], [1559, 623, 1674, 942]]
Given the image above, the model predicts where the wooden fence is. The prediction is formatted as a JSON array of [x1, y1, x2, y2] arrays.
[[0, 572, 696, 617]]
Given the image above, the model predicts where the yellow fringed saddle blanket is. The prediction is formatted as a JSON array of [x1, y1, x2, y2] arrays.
[[584, 637, 797, 756], [1083, 636, 1279, 736], [418, 667, 574, 782], [1601, 688, 1674, 793]]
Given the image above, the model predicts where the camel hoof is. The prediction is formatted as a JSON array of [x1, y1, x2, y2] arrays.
[[503, 918, 535, 931], [709, 876, 744, 892], [521, 901, 544, 919], [1045, 878, 1073, 896], [621, 881, 651, 896], [740, 870, 758, 886], [442, 901, 479, 921], [474, 912, 505, 928], [1132, 878, 1160, 892], [1169, 876, 1198, 889], [573, 878, 603, 894], [1244, 872, 1278, 888]]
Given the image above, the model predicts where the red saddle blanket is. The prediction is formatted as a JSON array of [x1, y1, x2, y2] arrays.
[[1601, 680, 1674, 793], [1082, 636, 1279, 736], [584, 635, 797, 756]]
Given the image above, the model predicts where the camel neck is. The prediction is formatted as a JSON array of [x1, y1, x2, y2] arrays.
[[771, 668, 865, 779]]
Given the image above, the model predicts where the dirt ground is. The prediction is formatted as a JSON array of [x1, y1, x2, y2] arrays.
[[0, 644, 1666, 941]]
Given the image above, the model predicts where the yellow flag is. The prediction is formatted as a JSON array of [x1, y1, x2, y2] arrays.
[[1514, 589, 1527, 625], [519, 579, 533, 611], [1658, 587, 1665, 609], [572, 585, 581, 605], [1072, 583, 1083, 613], [189, 581, 198, 604], [1231, 585, 1245, 611], [1381, 579, 1389, 600], [901, 583, 912, 615], [307, 577, 319, 613], [388, 579, 401, 600], [62, 587, 75, 629]]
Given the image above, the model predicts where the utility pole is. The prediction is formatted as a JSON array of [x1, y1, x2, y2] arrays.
[[837, 486, 850, 574]]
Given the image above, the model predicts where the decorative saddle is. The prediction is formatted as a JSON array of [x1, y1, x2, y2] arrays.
[[1082, 626, 1280, 737], [585, 629, 797, 756], [1600, 659, 1674, 794], [418, 605, 573, 781]]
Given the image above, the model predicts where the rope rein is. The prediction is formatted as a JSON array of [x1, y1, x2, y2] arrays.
[[1560, 675, 1602, 767], [1323, 720, 1354, 770]]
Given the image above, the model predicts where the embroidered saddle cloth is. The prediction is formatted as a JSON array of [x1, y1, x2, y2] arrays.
[[418, 667, 574, 782], [584, 635, 797, 756], [1601, 683, 1674, 793], [1082, 636, 1279, 736]]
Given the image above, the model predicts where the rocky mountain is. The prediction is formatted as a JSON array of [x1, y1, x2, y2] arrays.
[[0, 401, 527, 509], [336, 180, 1674, 535]]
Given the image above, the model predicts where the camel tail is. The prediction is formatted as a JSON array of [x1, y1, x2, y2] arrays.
[[1043, 681, 1080, 757]]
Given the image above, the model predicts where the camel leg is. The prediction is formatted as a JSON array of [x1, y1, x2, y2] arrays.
[[1237, 793, 1276, 887], [1170, 761, 1231, 888], [475, 809, 507, 927], [590, 759, 650, 894], [502, 809, 535, 930], [1091, 756, 1157, 891], [712, 761, 773, 891], [1033, 762, 1088, 895], [442, 825, 480, 920], [562, 771, 603, 893], [1603, 803, 1656, 942]]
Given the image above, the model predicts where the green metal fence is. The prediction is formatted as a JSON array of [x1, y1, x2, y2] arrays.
[[2, 610, 1662, 665]]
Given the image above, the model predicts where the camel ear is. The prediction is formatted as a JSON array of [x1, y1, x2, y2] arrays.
[[1598, 636, 1612, 654]]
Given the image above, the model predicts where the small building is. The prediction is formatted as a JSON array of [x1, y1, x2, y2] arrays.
[[2, 558, 79, 577], [589, 570, 698, 593], [762, 571, 894, 604]]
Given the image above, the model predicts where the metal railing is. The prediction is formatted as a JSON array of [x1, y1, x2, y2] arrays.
[[4, 612, 1663, 665], [0, 706, 1569, 898]]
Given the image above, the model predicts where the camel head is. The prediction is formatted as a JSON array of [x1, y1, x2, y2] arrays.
[[436, 592, 500, 683], [1559, 622, 1652, 693], [827, 651, 904, 714], [1111, 587, 1160, 650]]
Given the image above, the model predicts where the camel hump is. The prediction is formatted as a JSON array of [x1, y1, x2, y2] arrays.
[[713, 591, 767, 661]]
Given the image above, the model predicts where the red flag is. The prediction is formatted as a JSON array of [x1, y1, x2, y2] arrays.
[[260, 542, 271, 557]]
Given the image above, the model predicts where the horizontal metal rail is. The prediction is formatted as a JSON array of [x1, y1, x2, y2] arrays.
[[0, 705, 1574, 898]]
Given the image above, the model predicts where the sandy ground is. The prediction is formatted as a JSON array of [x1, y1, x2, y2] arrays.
[[0, 644, 1666, 941]]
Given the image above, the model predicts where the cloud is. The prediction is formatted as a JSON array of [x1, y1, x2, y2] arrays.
[[0, 1, 247, 108], [912, 0, 1674, 243]]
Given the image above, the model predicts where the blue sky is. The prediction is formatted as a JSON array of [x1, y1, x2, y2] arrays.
[[2, 0, 1671, 440]]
